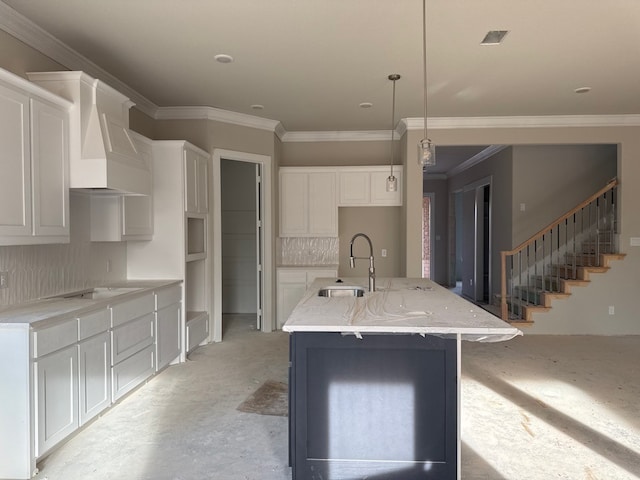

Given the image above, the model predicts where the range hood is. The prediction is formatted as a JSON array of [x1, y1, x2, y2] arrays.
[[27, 71, 151, 196]]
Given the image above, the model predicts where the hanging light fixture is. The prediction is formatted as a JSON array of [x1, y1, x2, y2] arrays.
[[386, 73, 401, 192], [418, 0, 436, 168]]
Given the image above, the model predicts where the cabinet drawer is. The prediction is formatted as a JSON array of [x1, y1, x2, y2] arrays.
[[111, 345, 154, 402], [111, 293, 154, 327], [111, 313, 154, 365], [155, 285, 181, 310], [78, 308, 110, 340], [33, 318, 78, 358]]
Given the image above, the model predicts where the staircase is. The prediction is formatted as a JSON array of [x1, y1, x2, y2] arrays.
[[500, 179, 624, 325]]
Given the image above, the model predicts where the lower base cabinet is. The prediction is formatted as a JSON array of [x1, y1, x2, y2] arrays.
[[186, 312, 208, 353], [112, 345, 155, 402], [156, 302, 181, 371], [79, 332, 111, 426], [35, 344, 79, 458]]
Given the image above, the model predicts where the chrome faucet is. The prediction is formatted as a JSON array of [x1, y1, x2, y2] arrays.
[[349, 233, 376, 292]]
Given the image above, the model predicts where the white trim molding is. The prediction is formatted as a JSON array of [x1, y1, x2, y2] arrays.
[[403, 115, 640, 130], [155, 106, 282, 133]]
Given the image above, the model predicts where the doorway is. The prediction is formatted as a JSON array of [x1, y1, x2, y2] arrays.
[[212, 149, 273, 342], [455, 177, 492, 304], [220, 160, 261, 334]]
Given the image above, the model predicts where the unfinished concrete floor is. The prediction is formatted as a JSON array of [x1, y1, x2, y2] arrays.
[[35, 316, 640, 480]]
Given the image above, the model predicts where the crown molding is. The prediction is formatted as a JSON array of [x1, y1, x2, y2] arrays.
[[0, 1, 158, 117], [281, 130, 401, 143], [403, 115, 640, 130], [447, 145, 508, 178], [154, 106, 282, 133]]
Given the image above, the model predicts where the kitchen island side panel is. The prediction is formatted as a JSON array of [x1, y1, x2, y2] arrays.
[[290, 332, 457, 480]]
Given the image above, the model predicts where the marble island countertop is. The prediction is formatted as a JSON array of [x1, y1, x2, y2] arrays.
[[283, 277, 522, 342], [0, 279, 181, 326]]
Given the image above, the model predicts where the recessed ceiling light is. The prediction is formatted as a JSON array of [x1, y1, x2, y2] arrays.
[[574, 87, 591, 94], [214, 54, 234, 64], [251, 104, 264, 110], [481, 30, 509, 45], [359, 102, 373, 109]]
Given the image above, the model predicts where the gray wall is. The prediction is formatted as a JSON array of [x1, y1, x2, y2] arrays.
[[338, 207, 402, 278], [511, 144, 617, 245]]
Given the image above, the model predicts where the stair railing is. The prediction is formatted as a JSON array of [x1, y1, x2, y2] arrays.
[[500, 178, 618, 322]]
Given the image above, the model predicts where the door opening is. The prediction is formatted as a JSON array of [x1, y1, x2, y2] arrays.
[[213, 149, 272, 342]]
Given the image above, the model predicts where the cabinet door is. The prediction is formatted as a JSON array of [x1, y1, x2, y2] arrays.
[[31, 98, 69, 238], [196, 154, 208, 213], [338, 171, 370, 206], [156, 302, 181, 371], [277, 282, 307, 327], [308, 172, 337, 236], [280, 171, 309, 236], [0, 82, 31, 237], [79, 332, 111, 425], [35, 345, 78, 457], [184, 148, 198, 213], [370, 168, 402, 206]]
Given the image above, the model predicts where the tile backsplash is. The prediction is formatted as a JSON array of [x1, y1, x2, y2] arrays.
[[0, 193, 127, 306], [279, 237, 339, 266]]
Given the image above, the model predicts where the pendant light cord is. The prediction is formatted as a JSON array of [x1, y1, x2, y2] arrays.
[[390, 76, 397, 178], [422, 0, 428, 141]]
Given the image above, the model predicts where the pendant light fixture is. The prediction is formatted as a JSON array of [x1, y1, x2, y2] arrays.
[[418, 0, 436, 168], [386, 73, 401, 192]]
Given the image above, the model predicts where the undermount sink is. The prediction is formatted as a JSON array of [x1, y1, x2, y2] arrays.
[[55, 287, 145, 300], [317, 285, 366, 297]]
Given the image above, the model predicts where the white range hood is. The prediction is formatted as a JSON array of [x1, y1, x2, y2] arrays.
[[27, 71, 151, 195]]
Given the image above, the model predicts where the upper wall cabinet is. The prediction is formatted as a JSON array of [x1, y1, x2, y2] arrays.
[[89, 132, 154, 242], [184, 147, 209, 214], [0, 68, 72, 246], [338, 166, 403, 206], [27, 71, 151, 195], [280, 167, 337, 237]]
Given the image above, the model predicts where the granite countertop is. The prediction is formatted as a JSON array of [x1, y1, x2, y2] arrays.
[[283, 277, 522, 342], [0, 279, 181, 327]]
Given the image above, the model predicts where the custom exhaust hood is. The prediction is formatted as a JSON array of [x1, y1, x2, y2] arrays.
[[27, 71, 151, 196]]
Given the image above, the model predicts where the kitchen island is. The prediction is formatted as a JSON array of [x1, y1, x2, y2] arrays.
[[283, 277, 520, 480]]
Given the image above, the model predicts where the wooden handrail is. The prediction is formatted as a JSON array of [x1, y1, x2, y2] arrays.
[[500, 178, 618, 321]]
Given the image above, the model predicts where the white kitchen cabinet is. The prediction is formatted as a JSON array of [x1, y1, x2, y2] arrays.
[[78, 308, 111, 426], [277, 267, 338, 327], [127, 141, 211, 355], [280, 168, 337, 237], [110, 293, 155, 401], [34, 344, 79, 457], [78, 331, 110, 425], [155, 285, 182, 371], [185, 147, 209, 214], [0, 69, 71, 245], [89, 132, 154, 242], [337, 166, 403, 206]]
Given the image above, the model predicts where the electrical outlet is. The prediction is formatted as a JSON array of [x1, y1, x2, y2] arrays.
[[608, 305, 615, 315], [381, 249, 387, 257], [0, 271, 8, 289], [106, 259, 111, 273]]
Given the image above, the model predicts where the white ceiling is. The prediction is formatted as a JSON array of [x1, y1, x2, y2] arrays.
[[3, 0, 640, 136]]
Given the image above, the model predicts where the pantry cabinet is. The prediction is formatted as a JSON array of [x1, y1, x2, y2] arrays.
[[0, 69, 71, 245], [185, 147, 209, 214], [280, 168, 337, 237]]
